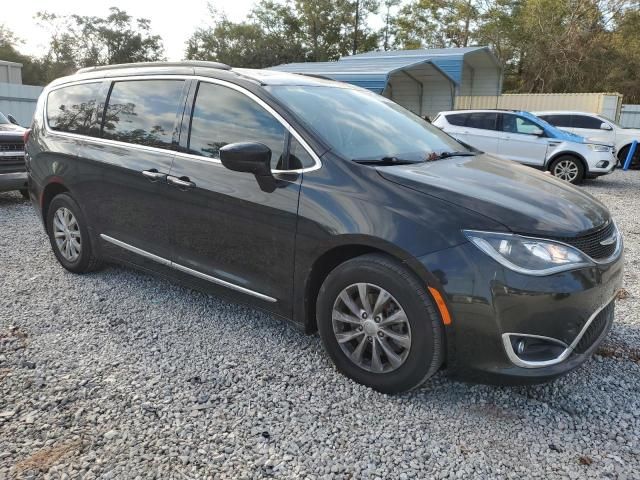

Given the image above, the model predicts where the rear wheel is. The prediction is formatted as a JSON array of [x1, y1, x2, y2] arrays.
[[617, 145, 640, 169], [46, 193, 103, 273], [316, 253, 444, 394], [550, 156, 584, 184]]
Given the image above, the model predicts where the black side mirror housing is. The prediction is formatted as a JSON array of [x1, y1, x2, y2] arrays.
[[7, 114, 19, 126], [220, 142, 275, 192]]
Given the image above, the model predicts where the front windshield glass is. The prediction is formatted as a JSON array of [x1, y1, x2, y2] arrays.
[[266, 85, 467, 162], [0, 112, 9, 124]]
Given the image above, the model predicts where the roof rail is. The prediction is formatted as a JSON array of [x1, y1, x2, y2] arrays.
[[76, 60, 232, 74]]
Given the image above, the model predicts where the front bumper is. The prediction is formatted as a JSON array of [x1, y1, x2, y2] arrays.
[[0, 171, 28, 192], [585, 151, 617, 174], [420, 241, 624, 385]]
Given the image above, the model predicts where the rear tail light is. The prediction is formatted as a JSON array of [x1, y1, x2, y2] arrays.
[[23, 128, 31, 145]]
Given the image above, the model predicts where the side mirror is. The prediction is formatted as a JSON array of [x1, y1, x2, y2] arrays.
[[7, 114, 19, 126], [530, 127, 544, 136], [220, 142, 275, 192], [600, 122, 613, 131]]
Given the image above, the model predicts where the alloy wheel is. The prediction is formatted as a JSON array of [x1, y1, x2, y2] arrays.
[[553, 160, 579, 182], [52, 207, 81, 261], [332, 283, 412, 373]]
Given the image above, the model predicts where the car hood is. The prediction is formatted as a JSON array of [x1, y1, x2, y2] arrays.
[[378, 154, 610, 237], [0, 123, 26, 134]]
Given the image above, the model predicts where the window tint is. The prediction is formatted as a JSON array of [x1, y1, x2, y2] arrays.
[[539, 114, 572, 128], [446, 113, 468, 126], [189, 82, 286, 169], [288, 137, 315, 169], [466, 112, 498, 130], [501, 114, 541, 134], [47, 82, 101, 135], [102, 80, 184, 149], [572, 115, 605, 129]]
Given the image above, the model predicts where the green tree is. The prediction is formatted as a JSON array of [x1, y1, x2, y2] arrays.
[[36, 7, 165, 69]]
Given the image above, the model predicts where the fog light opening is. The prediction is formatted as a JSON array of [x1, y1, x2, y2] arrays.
[[507, 335, 568, 364], [596, 161, 610, 168]]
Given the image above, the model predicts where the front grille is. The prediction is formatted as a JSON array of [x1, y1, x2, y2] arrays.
[[574, 301, 614, 353], [0, 140, 26, 174], [552, 222, 617, 260], [0, 143, 23, 152]]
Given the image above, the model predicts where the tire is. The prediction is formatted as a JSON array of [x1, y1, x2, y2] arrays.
[[19, 189, 29, 200], [46, 193, 103, 273], [617, 145, 640, 169], [549, 155, 585, 184], [316, 253, 444, 394]]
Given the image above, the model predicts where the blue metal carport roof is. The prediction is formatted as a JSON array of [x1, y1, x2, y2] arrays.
[[270, 47, 499, 93], [269, 56, 457, 94]]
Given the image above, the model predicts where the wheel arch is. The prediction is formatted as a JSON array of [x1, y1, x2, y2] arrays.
[[41, 180, 70, 232], [298, 240, 440, 334], [545, 151, 588, 172]]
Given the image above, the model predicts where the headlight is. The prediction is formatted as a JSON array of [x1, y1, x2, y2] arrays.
[[463, 230, 593, 275], [586, 143, 611, 152]]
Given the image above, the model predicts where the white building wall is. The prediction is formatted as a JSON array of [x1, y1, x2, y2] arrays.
[[0, 83, 44, 126], [388, 63, 455, 118]]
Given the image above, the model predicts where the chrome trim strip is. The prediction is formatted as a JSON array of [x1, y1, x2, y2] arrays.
[[100, 234, 277, 303], [502, 291, 617, 368], [100, 234, 171, 266], [43, 74, 322, 173], [0, 151, 25, 157]]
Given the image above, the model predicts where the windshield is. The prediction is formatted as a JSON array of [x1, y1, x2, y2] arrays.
[[0, 112, 9, 125], [266, 85, 467, 162]]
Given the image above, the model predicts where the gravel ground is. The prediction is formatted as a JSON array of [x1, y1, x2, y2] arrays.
[[1, 170, 639, 480]]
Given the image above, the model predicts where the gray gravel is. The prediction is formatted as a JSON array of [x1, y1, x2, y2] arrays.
[[1, 169, 639, 479]]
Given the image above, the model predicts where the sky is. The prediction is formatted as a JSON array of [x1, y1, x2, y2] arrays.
[[4, 0, 259, 61]]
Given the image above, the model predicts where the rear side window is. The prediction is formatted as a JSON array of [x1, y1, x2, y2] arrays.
[[539, 114, 572, 128], [188, 82, 286, 169], [572, 115, 604, 129], [446, 113, 468, 126], [466, 112, 498, 130], [47, 82, 101, 135], [102, 80, 184, 149]]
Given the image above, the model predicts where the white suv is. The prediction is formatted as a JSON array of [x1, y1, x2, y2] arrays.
[[534, 111, 640, 168], [432, 109, 616, 184]]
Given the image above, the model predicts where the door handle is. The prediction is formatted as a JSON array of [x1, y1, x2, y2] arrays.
[[142, 169, 167, 182], [167, 175, 196, 189]]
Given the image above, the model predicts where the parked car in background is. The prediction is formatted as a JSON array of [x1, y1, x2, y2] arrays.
[[0, 111, 28, 198], [534, 111, 640, 168], [26, 62, 623, 393], [432, 109, 616, 184]]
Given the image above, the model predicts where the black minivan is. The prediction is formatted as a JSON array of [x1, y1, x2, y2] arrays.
[[25, 61, 623, 393]]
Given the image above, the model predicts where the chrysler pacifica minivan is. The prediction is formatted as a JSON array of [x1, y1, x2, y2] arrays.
[[25, 62, 623, 393]]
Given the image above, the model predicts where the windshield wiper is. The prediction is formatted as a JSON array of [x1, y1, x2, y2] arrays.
[[353, 156, 422, 166], [432, 151, 477, 160]]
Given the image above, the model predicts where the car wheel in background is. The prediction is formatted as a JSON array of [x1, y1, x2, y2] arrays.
[[617, 145, 640, 169], [46, 193, 103, 273], [550, 156, 585, 184], [316, 253, 444, 394]]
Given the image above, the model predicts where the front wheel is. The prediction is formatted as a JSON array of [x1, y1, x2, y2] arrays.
[[617, 145, 640, 169], [550, 156, 584, 184], [316, 253, 445, 394], [46, 193, 103, 273]]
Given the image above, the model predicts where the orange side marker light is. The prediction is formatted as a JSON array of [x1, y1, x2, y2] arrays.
[[428, 286, 452, 326]]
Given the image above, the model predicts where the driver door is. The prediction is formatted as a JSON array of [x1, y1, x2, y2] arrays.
[[166, 80, 302, 317], [497, 113, 549, 166]]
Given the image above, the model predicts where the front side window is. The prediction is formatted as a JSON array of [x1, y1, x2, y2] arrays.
[[466, 112, 498, 131], [102, 80, 184, 149], [572, 115, 605, 129], [47, 82, 101, 135], [188, 82, 286, 169], [288, 136, 315, 169], [501, 114, 542, 135], [266, 85, 465, 162]]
